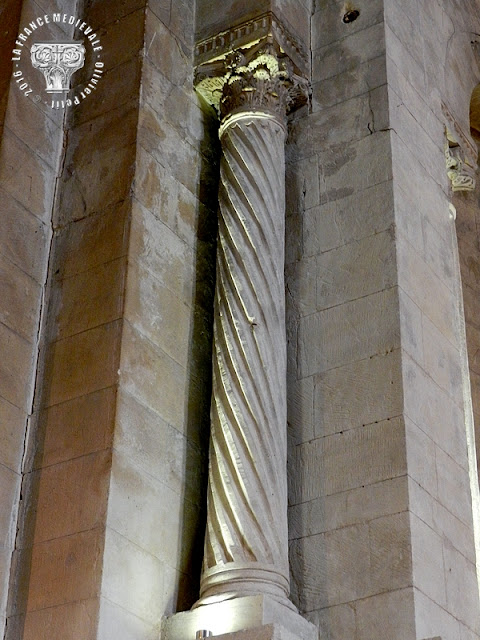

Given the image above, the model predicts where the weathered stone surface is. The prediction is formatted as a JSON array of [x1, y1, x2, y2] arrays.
[[129, 199, 195, 304], [0, 323, 34, 410], [97, 597, 154, 640], [47, 320, 122, 407], [13, 527, 104, 613], [290, 416, 407, 504], [396, 231, 458, 346], [298, 286, 400, 378], [314, 349, 402, 437], [107, 451, 201, 576], [134, 144, 202, 247], [27, 450, 111, 544], [123, 258, 192, 368], [312, 0, 384, 50], [119, 321, 186, 430], [56, 106, 137, 224], [289, 476, 408, 540], [305, 602, 356, 640], [287, 375, 314, 445], [0, 397, 26, 472], [316, 228, 396, 310], [4, 87, 63, 171], [410, 512, 447, 608], [32, 387, 115, 470], [398, 288, 424, 364], [313, 22, 385, 84], [21, 599, 99, 640], [422, 314, 462, 403], [0, 255, 42, 342], [355, 588, 416, 640], [290, 523, 370, 610], [92, 7, 145, 73], [54, 200, 130, 280], [0, 128, 56, 222], [72, 54, 141, 126], [303, 88, 389, 150], [145, 8, 191, 87], [414, 588, 461, 640], [301, 180, 394, 257], [101, 526, 176, 625], [0, 464, 20, 548], [312, 55, 386, 111], [435, 447, 473, 527], [114, 388, 204, 502], [0, 189, 49, 284], [54, 257, 126, 340], [405, 417, 437, 499], [443, 540, 480, 634], [402, 353, 468, 468]]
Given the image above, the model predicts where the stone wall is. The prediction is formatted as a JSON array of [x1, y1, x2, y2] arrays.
[[1, 1, 480, 639], [287, 1, 480, 639], [1, 1, 216, 638], [0, 1, 66, 636]]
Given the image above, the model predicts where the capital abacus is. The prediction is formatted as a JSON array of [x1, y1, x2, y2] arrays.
[[11, 13, 104, 109]]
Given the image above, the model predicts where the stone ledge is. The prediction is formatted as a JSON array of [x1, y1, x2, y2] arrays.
[[162, 595, 317, 640]]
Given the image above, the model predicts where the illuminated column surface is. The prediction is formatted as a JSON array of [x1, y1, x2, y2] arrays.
[[196, 45, 308, 610], [162, 28, 316, 640]]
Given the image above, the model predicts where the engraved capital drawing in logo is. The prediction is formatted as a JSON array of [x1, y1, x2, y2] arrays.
[[30, 42, 85, 93]]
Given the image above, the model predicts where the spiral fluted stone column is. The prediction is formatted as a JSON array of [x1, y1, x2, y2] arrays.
[[199, 108, 290, 606], [162, 38, 315, 640]]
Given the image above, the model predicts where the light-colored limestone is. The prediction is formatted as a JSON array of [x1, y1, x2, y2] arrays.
[[314, 349, 403, 437], [313, 22, 386, 84], [316, 229, 396, 310], [291, 416, 407, 504], [404, 416, 437, 499], [288, 476, 408, 539], [123, 258, 192, 368], [0, 397, 26, 472], [301, 180, 394, 257], [119, 321, 186, 431], [355, 588, 416, 640], [298, 286, 400, 378], [0, 464, 20, 549], [410, 512, 447, 608], [0, 189, 49, 284], [163, 595, 316, 640], [0, 322, 34, 410], [402, 353, 468, 468], [414, 588, 461, 640], [114, 388, 203, 499], [97, 597, 156, 640], [435, 447, 473, 527], [0, 127, 56, 222], [101, 527, 176, 626]]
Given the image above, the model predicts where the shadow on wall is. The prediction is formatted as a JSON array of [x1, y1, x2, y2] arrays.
[[176, 91, 221, 611]]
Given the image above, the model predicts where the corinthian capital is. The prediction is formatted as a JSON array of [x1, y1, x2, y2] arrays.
[[194, 13, 310, 122]]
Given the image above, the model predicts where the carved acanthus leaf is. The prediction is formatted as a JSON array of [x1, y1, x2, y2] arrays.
[[195, 43, 309, 121]]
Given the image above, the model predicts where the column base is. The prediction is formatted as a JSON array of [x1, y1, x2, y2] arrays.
[[162, 595, 317, 640]]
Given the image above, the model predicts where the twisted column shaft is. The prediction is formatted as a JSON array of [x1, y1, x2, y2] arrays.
[[198, 111, 291, 606]]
